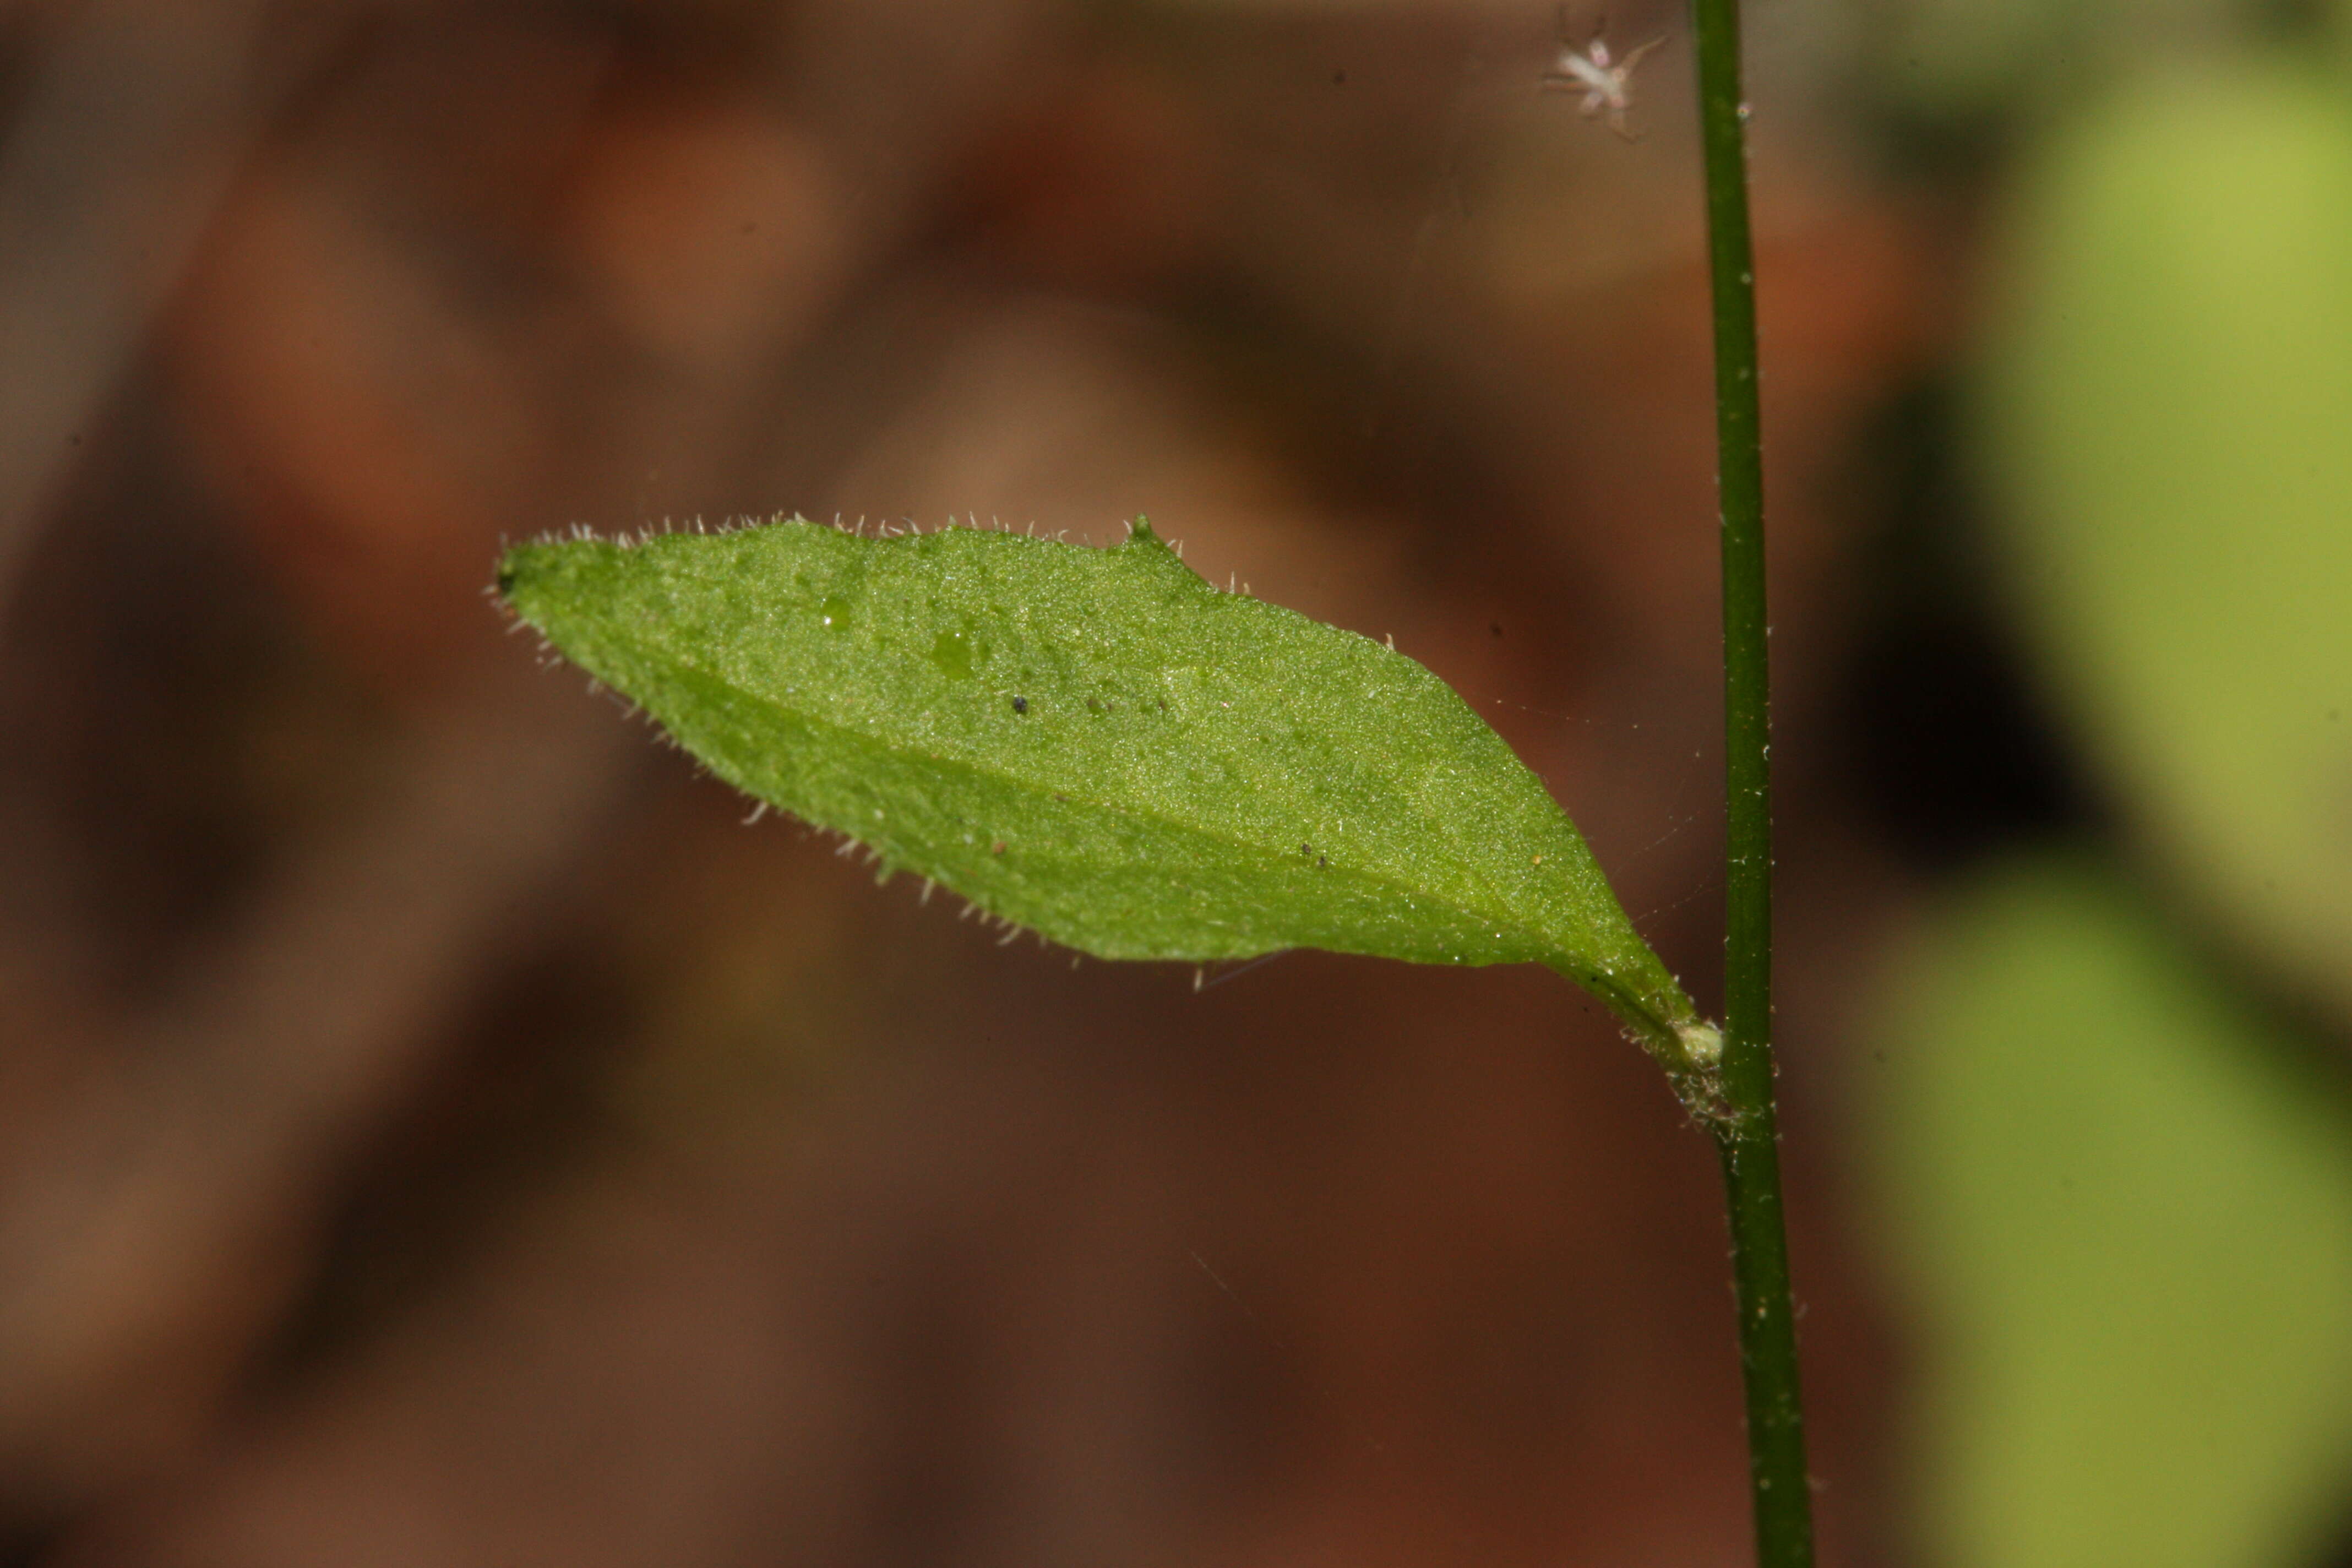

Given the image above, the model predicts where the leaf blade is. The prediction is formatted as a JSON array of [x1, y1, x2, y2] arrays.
[[499, 518, 1712, 1069]]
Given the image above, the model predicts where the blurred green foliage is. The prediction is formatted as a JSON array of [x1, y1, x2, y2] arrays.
[[1984, 54, 2352, 1021], [1874, 0, 2337, 126], [1866, 30, 2352, 1568], [1871, 858, 2352, 1568]]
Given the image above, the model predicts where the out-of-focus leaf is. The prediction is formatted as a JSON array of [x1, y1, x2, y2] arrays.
[[1868, 0, 2299, 128], [498, 518, 1714, 1071], [1983, 59, 2352, 1019], [1866, 857, 2352, 1568]]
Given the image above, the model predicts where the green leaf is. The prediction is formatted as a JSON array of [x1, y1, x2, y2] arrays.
[[498, 517, 1715, 1074], [1864, 857, 2352, 1568], [1982, 61, 2352, 1020]]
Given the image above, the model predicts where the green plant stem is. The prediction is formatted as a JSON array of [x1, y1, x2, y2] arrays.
[[1688, 1, 1815, 1565]]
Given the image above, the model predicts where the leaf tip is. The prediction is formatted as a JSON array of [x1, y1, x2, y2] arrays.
[[493, 541, 548, 607]]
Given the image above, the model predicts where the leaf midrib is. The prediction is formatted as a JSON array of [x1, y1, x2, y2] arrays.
[[659, 646, 1590, 967]]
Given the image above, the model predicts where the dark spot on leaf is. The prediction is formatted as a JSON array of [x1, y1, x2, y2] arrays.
[[496, 565, 518, 597], [990, 840, 1006, 855], [1011, 696, 1028, 714]]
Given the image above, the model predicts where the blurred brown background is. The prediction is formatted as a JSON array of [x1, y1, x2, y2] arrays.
[[3, 1, 2349, 1565]]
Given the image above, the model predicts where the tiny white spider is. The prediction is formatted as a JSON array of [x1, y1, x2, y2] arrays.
[[1542, 17, 1667, 140]]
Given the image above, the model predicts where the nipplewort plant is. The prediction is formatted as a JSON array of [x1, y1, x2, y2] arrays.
[[497, 1, 1811, 1561]]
